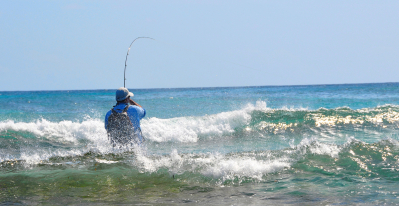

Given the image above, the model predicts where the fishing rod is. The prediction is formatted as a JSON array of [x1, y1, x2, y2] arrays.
[[124, 37, 155, 88]]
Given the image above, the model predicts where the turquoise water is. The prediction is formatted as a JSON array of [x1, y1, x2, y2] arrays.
[[1, 83, 399, 205]]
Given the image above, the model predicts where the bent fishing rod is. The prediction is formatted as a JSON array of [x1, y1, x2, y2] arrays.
[[124, 37, 155, 88]]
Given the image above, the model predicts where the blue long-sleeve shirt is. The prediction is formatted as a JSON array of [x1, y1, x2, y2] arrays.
[[105, 103, 146, 141]]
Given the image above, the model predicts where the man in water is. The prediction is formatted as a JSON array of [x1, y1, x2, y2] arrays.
[[105, 87, 146, 146]]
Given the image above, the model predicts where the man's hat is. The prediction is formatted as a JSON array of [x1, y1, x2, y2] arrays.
[[116, 87, 134, 101]]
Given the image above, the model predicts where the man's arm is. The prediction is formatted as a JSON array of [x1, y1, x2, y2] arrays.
[[129, 98, 142, 108], [104, 111, 110, 130]]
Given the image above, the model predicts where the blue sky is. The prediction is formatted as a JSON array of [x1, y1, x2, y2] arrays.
[[1, 1, 398, 91]]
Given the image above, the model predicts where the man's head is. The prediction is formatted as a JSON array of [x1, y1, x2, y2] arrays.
[[116, 87, 134, 102]]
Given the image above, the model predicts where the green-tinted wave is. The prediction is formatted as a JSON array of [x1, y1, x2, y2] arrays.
[[243, 105, 399, 137]]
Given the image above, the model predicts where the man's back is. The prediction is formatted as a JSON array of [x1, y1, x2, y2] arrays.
[[105, 103, 146, 145]]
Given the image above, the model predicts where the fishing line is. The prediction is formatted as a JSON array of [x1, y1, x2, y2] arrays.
[[124, 37, 155, 88]]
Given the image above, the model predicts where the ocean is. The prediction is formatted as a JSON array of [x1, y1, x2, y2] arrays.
[[1, 83, 399, 205]]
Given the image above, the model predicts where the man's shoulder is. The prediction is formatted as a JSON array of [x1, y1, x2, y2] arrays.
[[128, 105, 145, 111], [105, 109, 112, 117]]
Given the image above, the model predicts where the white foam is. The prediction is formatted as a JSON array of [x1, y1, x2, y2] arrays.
[[141, 101, 267, 142], [0, 101, 272, 164], [0, 101, 269, 146], [134, 149, 291, 181], [19, 148, 84, 165], [201, 156, 290, 181], [0, 119, 107, 144], [95, 158, 118, 164], [293, 137, 341, 158], [0, 118, 113, 163]]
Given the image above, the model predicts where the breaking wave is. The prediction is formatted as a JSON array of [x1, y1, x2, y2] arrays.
[[1, 101, 399, 183]]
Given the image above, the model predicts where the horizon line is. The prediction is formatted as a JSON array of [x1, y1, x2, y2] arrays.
[[1, 81, 398, 93]]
